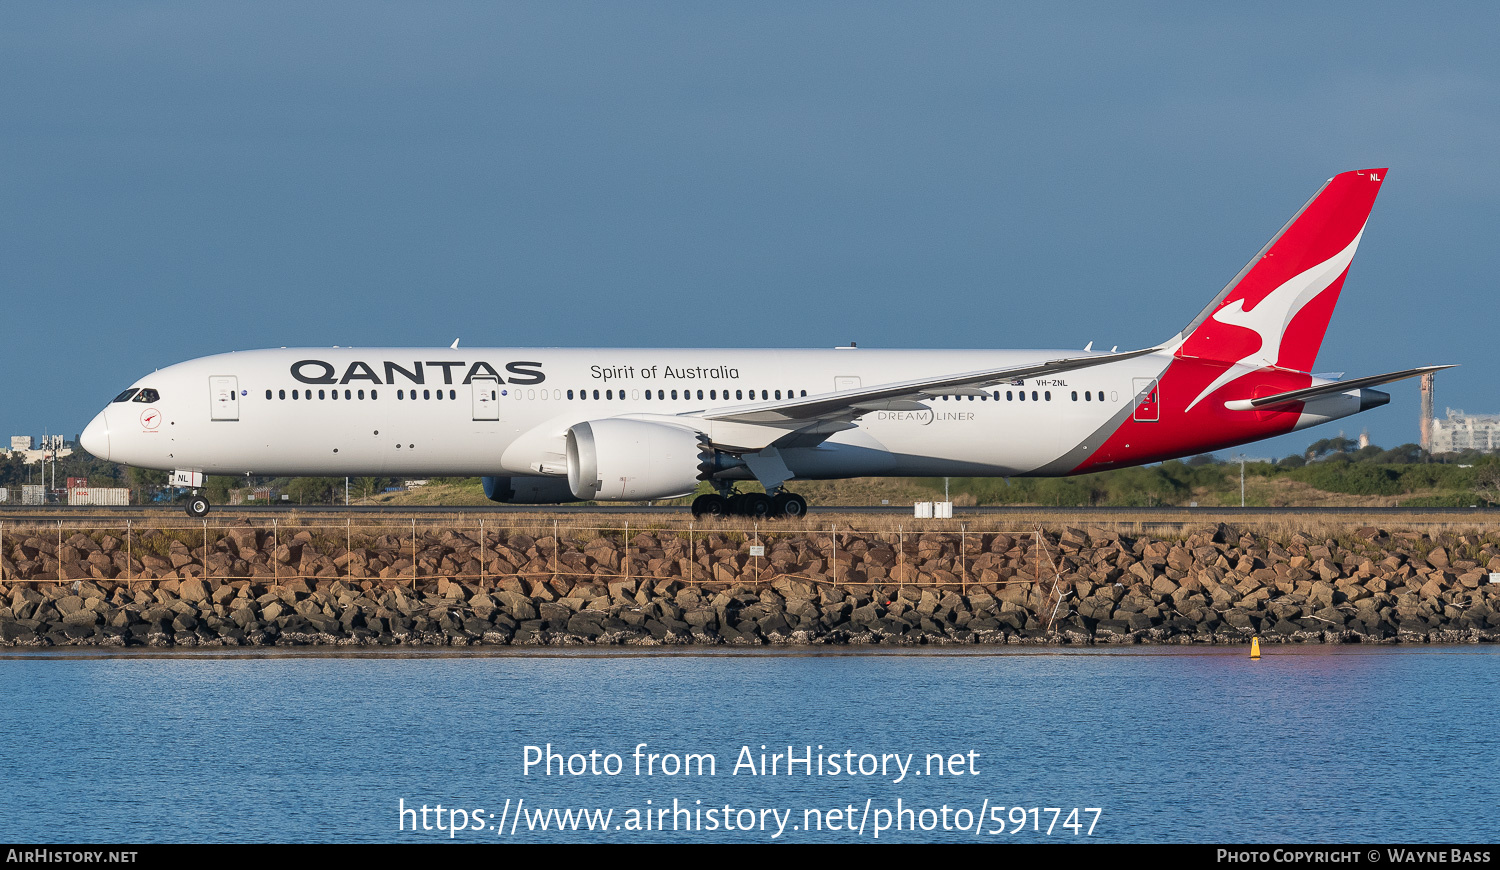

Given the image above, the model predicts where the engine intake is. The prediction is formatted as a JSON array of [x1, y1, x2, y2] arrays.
[[566, 419, 713, 501]]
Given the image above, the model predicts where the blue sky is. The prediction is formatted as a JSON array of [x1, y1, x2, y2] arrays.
[[3, 2, 1495, 459]]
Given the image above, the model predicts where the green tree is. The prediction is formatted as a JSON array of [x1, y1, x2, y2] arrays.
[[286, 477, 339, 504], [204, 476, 233, 503]]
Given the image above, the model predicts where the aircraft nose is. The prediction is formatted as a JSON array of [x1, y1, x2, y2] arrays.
[[80, 409, 110, 461]]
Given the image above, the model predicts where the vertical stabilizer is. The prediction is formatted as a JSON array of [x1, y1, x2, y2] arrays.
[[1171, 168, 1387, 411]]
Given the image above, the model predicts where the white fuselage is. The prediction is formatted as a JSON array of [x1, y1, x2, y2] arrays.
[[83, 346, 1186, 480]]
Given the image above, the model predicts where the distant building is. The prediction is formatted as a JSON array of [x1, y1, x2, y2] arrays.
[[1431, 409, 1500, 454], [2, 434, 75, 463]]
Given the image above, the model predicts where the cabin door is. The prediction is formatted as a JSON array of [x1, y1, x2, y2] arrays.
[[210, 376, 239, 421], [1132, 377, 1160, 422], [471, 376, 501, 421]]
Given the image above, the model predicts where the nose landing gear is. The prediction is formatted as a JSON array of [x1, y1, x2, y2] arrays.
[[185, 493, 210, 517]]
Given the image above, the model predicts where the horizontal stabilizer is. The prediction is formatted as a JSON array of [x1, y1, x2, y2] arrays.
[[1223, 365, 1455, 411]]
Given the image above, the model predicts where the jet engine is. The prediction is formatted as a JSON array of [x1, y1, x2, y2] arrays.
[[565, 419, 714, 501], [481, 475, 581, 504]]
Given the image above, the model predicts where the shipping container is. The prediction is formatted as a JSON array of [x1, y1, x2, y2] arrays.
[[68, 487, 130, 506], [21, 485, 45, 505]]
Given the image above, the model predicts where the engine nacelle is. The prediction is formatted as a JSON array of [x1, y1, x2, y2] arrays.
[[481, 476, 581, 504], [566, 419, 710, 501]]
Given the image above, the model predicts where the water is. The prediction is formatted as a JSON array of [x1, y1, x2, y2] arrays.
[[0, 647, 1495, 843]]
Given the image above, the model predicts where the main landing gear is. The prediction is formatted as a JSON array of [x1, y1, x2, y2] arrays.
[[691, 488, 808, 520]]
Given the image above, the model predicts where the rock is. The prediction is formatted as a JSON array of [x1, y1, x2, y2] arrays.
[[178, 578, 210, 603]]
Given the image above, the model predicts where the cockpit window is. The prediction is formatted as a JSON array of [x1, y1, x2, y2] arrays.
[[133, 388, 160, 403], [112, 389, 139, 403]]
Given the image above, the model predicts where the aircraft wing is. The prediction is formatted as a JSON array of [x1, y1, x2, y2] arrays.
[[1223, 364, 1456, 411], [698, 347, 1157, 426]]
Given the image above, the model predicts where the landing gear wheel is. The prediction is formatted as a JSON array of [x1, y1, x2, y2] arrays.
[[185, 495, 210, 518], [741, 492, 773, 518], [727, 493, 747, 515], [771, 492, 807, 519], [691, 493, 729, 519]]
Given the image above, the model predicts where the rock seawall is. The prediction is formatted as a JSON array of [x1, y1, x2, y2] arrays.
[[2, 523, 1498, 647]]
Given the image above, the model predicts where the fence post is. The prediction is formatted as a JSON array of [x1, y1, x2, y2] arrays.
[[624, 520, 630, 583], [830, 523, 836, 590], [126, 519, 131, 584], [553, 519, 559, 583], [272, 518, 279, 587], [896, 525, 903, 593], [347, 518, 352, 582], [410, 518, 417, 591], [202, 518, 208, 581], [0, 521, 4, 583], [960, 523, 967, 596], [687, 522, 694, 586]]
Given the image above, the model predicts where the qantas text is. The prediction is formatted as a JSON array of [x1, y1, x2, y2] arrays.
[[290, 359, 545, 386]]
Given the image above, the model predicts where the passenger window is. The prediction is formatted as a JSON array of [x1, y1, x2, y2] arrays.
[[567, 390, 574, 399], [801, 390, 806, 397], [1033, 391, 1039, 401], [709, 390, 716, 400], [317, 390, 324, 399], [657, 390, 664, 399], [693, 390, 700, 400], [113, 389, 139, 403], [606, 389, 613, 400], [279, 390, 286, 400], [449, 390, 455, 400], [293, 390, 300, 400], [735, 390, 742, 400], [1018, 391, 1024, 402], [775, 390, 782, 400], [264, 390, 272, 400], [761, 390, 768, 400], [359, 390, 366, 400], [133, 389, 160, 403], [398, 390, 405, 399], [1071, 391, 1077, 401], [372, 390, 378, 400], [423, 390, 431, 400]]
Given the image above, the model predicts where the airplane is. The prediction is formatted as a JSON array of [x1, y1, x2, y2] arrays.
[[79, 168, 1450, 519]]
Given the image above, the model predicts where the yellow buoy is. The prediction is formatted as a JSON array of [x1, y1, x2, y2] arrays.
[[1250, 636, 1261, 659]]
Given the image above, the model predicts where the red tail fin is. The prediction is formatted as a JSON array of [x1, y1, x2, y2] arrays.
[[1173, 168, 1387, 373]]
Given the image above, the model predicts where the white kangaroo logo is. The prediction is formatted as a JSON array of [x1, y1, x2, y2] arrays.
[[1184, 228, 1365, 412]]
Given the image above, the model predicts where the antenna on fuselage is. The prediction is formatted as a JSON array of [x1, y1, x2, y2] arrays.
[[451, 338, 460, 349]]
